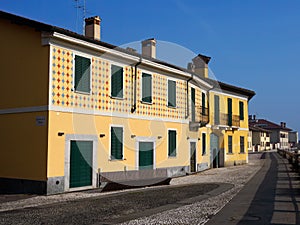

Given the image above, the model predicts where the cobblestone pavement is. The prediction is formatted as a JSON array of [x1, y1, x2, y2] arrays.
[[0, 153, 264, 224]]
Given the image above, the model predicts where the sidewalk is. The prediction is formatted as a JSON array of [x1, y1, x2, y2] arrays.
[[206, 151, 300, 225]]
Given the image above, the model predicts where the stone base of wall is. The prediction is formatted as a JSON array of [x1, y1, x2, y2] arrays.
[[0, 177, 46, 194], [197, 162, 209, 172], [225, 160, 247, 167]]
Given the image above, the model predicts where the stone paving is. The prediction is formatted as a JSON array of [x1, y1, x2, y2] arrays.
[[0, 152, 264, 224]]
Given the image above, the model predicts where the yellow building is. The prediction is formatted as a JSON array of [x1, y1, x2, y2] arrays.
[[0, 11, 255, 194]]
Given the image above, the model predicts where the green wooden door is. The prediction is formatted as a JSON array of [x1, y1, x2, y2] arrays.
[[139, 142, 153, 170], [70, 141, 93, 188]]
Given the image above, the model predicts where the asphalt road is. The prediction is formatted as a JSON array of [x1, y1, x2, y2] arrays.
[[0, 182, 229, 225]]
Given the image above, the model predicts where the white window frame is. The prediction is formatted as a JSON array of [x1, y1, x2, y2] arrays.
[[167, 78, 177, 108], [110, 62, 125, 100], [73, 53, 92, 95], [167, 128, 177, 158], [109, 124, 125, 161], [135, 136, 156, 170], [140, 70, 153, 104]]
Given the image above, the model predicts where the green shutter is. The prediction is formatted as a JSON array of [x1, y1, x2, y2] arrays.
[[214, 95, 220, 124], [240, 136, 245, 153], [111, 65, 123, 98], [142, 73, 152, 103], [168, 130, 176, 157], [191, 88, 195, 122], [75, 55, 91, 93], [168, 80, 176, 107], [111, 127, 123, 160], [228, 98, 232, 126], [239, 101, 244, 120], [202, 133, 206, 155], [70, 141, 93, 188], [202, 93, 206, 115], [228, 136, 232, 153]]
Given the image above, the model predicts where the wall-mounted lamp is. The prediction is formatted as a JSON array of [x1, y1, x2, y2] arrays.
[[58, 132, 64, 136], [198, 138, 201, 141], [157, 136, 162, 139], [131, 135, 136, 138], [187, 137, 190, 140], [99, 134, 105, 138]]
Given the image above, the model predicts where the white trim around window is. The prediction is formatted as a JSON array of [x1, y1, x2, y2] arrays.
[[167, 128, 177, 158], [109, 124, 125, 161]]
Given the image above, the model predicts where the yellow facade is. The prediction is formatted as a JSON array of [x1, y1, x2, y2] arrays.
[[0, 11, 255, 194]]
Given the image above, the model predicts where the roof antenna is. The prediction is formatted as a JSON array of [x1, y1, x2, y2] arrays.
[[74, 0, 86, 35]]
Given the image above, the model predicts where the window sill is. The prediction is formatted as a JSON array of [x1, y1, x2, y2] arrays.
[[109, 158, 126, 161], [110, 96, 125, 100], [227, 153, 234, 155], [74, 90, 91, 95], [167, 105, 177, 109], [168, 156, 177, 159], [239, 152, 246, 154], [202, 153, 207, 156], [140, 101, 153, 105]]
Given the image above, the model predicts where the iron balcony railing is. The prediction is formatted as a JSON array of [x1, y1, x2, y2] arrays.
[[214, 112, 240, 127], [191, 106, 209, 124]]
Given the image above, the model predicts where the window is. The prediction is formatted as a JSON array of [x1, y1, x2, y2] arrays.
[[202, 133, 206, 155], [74, 55, 91, 93], [239, 101, 244, 120], [142, 73, 152, 103], [240, 136, 245, 153], [202, 92, 206, 115], [168, 80, 176, 107], [191, 87, 195, 122], [110, 126, 123, 160], [111, 65, 123, 98], [228, 135, 233, 153], [227, 98, 232, 126], [214, 95, 220, 124], [168, 130, 177, 157]]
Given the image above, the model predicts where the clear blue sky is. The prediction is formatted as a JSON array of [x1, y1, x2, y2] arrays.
[[1, 0, 299, 133]]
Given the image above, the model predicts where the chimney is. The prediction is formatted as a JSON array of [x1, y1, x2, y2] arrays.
[[281, 122, 286, 128], [253, 115, 256, 120], [187, 62, 195, 72], [192, 54, 211, 78], [249, 115, 253, 121], [85, 16, 101, 41], [142, 38, 156, 59]]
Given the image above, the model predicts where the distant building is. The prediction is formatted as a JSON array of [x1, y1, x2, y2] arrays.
[[249, 124, 271, 152], [289, 131, 298, 148], [249, 116, 292, 149]]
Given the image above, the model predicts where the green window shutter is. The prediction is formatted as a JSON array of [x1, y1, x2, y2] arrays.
[[202, 93, 206, 115], [168, 130, 176, 157], [239, 101, 244, 120], [168, 80, 176, 107], [202, 133, 206, 155], [240, 136, 245, 153], [142, 73, 152, 103], [214, 95, 220, 124], [228, 98, 232, 126], [111, 127, 123, 160], [111, 65, 123, 98], [75, 55, 91, 93], [228, 136, 232, 153], [191, 88, 195, 122]]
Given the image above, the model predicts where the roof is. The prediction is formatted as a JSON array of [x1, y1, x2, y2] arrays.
[[0, 10, 255, 99], [249, 119, 292, 132], [249, 124, 271, 133]]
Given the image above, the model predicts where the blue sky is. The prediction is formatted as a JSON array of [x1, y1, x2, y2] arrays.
[[1, 0, 299, 132]]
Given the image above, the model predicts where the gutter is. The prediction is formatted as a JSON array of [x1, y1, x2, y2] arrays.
[[131, 57, 142, 113]]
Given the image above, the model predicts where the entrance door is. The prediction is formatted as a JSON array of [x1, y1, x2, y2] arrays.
[[139, 142, 154, 170], [70, 141, 93, 188], [190, 142, 197, 172], [210, 134, 219, 168]]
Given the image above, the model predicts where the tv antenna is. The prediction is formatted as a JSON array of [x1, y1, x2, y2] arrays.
[[74, 0, 86, 34]]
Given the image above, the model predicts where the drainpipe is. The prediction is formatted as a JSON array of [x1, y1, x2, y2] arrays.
[[185, 74, 193, 119], [131, 58, 142, 113]]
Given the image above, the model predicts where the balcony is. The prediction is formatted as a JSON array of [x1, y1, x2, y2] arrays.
[[189, 106, 209, 131], [214, 113, 240, 128]]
